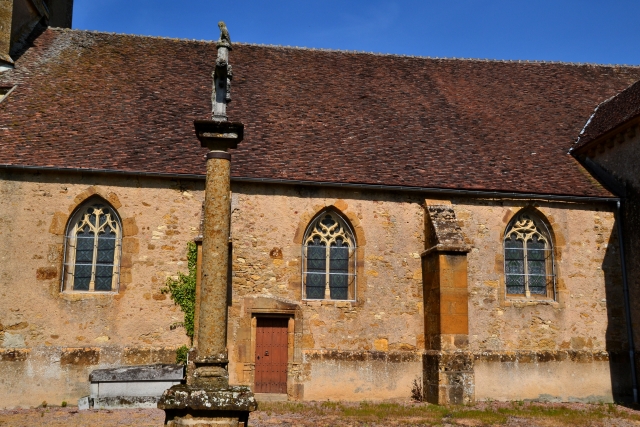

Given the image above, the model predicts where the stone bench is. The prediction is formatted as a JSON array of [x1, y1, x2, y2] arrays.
[[80, 364, 184, 409]]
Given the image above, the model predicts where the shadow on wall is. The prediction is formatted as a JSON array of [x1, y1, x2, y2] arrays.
[[603, 222, 633, 403], [626, 187, 640, 405]]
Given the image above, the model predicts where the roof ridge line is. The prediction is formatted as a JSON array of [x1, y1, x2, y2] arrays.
[[48, 27, 640, 68], [238, 41, 640, 67], [49, 26, 218, 45]]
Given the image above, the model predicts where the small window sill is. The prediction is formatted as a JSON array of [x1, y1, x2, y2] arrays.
[[59, 291, 117, 301], [502, 298, 559, 308], [302, 299, 360, 308]]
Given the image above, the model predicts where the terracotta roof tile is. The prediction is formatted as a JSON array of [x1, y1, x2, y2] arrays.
[[573, 79, 640, 151], [1, 28, 640, 197]]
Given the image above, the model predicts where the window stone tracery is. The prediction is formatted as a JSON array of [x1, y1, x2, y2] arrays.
[[302, 211, 356, 301], [62, 200, 122, 292], [504, 211, 555, 299]]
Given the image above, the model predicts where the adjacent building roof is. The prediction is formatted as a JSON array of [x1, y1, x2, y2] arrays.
[[2, 28, 640, 198], [573, 79, 640, 152]]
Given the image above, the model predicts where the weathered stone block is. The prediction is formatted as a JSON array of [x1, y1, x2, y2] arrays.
[[440, 292, 469, 315], [440, 314, 468, 335], [123, 217, 139, 236], [36, 267, 57, 280], [48, 212, 68, 235], [122, 237, 140, 254], [77, 396, 91, 410], [423, 351, 474, 405], [158, 385, 257, 427], [0, 349, 29, 361], [61, 348, 100, 366], [124, 347, 152, 365]]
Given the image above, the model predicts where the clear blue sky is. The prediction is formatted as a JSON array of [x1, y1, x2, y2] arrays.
[[73, 0, 640, 65]]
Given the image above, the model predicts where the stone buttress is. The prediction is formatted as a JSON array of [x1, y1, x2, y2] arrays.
[[421, 200, 474, 405]]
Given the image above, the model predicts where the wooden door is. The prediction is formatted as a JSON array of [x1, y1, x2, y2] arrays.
[[255, 317, 288, 393]]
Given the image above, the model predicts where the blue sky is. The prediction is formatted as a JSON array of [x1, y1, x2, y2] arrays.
[[73, 1, 640, 65]]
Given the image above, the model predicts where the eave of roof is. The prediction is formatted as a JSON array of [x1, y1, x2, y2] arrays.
[[0, 163, 619, 203]]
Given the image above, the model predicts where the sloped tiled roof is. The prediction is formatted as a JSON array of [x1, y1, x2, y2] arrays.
[[573, 79, 640, 151], [2, 28, 640, 197]]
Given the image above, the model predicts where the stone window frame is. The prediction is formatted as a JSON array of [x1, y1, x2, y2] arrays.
[[49, 186, 139, 300], [292, 201, 366, 305], [301, 209, 357, 301], [502, 208, 557, 302], [61, 196, 123, 293]]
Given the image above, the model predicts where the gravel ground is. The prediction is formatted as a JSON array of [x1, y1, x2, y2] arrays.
[[1, 402, 640, 427], [0, 407, 165, 427]]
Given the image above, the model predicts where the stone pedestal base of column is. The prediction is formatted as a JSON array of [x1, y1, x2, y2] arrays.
[[423, 351, 474, 405], [158, 385, 257, 427]]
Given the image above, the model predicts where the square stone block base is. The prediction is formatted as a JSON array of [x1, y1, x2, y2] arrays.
[[158, 385, 257, 427], [166, 414, 242, 426], [423, 351, 474, 405]]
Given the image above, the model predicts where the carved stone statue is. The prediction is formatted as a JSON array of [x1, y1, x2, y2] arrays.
[[218, 21, 231, 46], [213, 21, 232, 120]]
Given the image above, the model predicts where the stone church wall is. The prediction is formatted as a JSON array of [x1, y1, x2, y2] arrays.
[[0, 170, 204, 407], [225, 183, 426, 401], [455, 199, 626, 402], [225, 183, 624, 402], [0, 171, 627, 406]]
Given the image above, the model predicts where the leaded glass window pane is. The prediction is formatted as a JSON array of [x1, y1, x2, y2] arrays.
[[306, 240, 326, 299], [303, 212, 355, 300], [527, 235, 546, 295], [97, 229, 116, 264], [504, 212, 554, 299], [74, 264, 91, 291], [95, 265, 114, 291], [75, 228, 94, 263], [63, 200, 121, 293], [505, 235, 525, 294], [74, 227, 94, 291], [329, 242, 349, 300]]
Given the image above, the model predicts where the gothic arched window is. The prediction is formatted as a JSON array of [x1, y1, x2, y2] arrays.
[[504, 210, 555, 299], [62, 199, 122, 292], [302, 211, 356, 301]]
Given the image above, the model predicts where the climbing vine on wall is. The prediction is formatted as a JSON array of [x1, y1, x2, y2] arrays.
[[161, 241, 197, 345]]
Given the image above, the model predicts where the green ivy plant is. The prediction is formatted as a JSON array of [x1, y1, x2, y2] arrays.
[[162, 241, 197, 363], [175, 345, 189, 366]]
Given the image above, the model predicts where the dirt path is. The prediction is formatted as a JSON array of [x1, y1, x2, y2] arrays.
[[0, 407, 165, 427], [1, 401, 640, 427]]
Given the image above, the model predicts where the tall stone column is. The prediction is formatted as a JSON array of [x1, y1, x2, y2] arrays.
[[194, 150, 232, 387], [158, 22, 256, 427]]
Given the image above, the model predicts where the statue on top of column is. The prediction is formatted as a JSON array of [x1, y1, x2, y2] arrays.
[[213, 21, 233, 121], [218, 21, 231, 47]]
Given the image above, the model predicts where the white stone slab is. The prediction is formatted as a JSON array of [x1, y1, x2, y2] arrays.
[[93, 380, 181, 398], [77, 396, 91, 411]]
